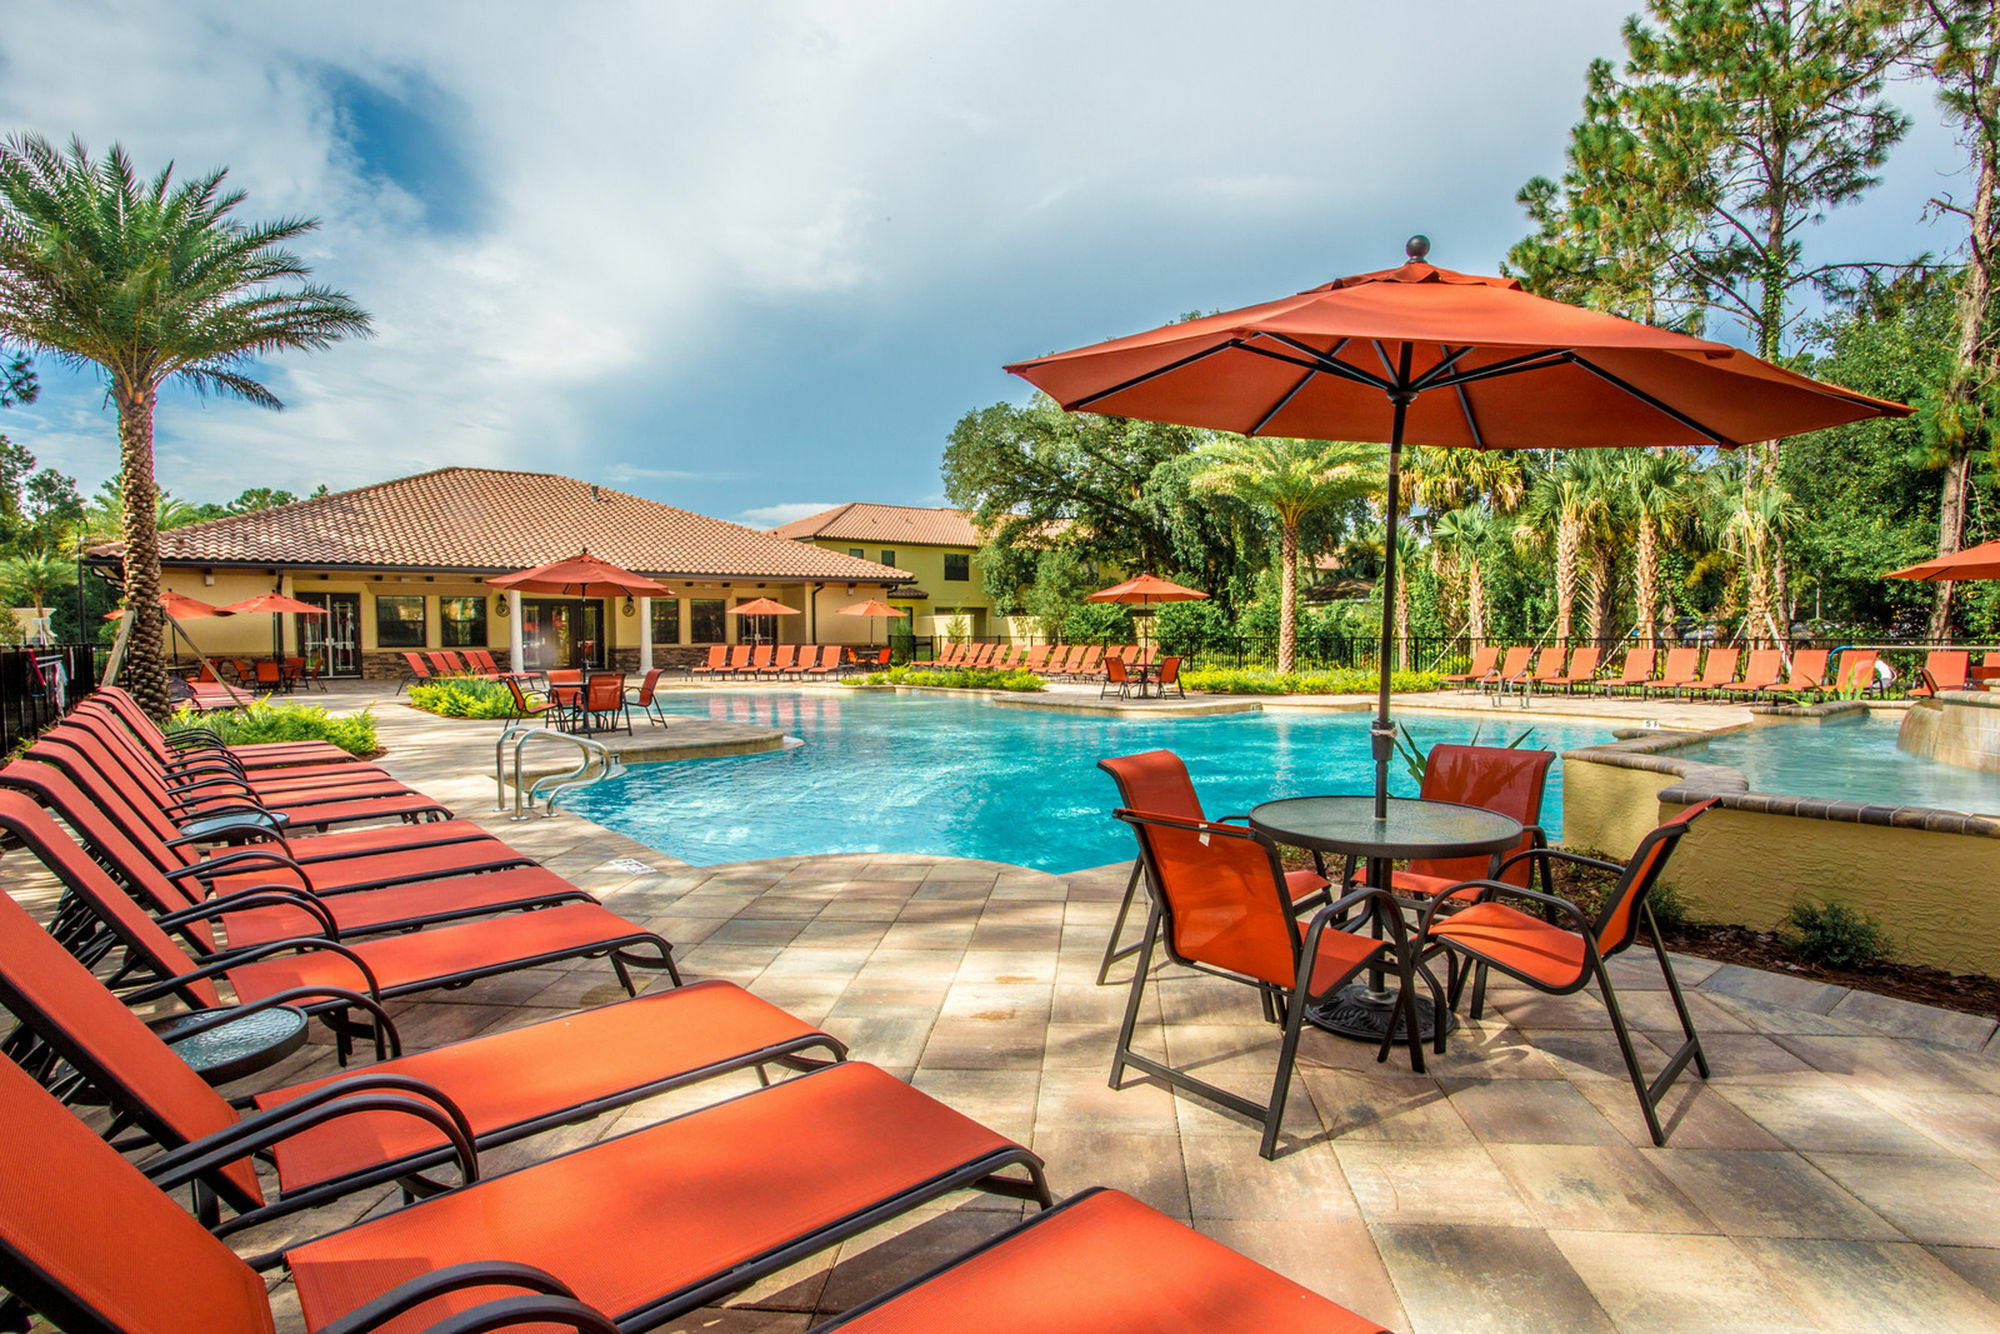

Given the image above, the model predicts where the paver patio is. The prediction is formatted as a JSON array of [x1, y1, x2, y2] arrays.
[[16, 689, 2000, 1332]]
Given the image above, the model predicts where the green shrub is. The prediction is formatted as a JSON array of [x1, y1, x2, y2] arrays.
[[407, 678, 519, 720], [1180, 666, 1440, 696], [1782, 898, 1891, 970], [849, 666, 1044, 693], [168, 702, 379, 757]]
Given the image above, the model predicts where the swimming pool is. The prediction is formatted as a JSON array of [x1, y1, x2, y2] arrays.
[[1691, 713, 2000, 815], [564, 690, 1614, 871]]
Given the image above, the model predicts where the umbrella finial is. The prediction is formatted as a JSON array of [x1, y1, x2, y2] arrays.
[[1405, 234, 1431, 262]]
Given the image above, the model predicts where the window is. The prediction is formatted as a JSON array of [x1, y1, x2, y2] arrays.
[[849, 548, 865, 560], [375, 595, 426, 648], [439, 596, 487, 647], [944, 553, 970, 581], [690, 598, 727, 643], [880, 549, 896, 568], [651, 597, 680, 645]]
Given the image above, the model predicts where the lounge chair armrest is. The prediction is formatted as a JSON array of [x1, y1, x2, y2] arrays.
[[143, 1085, 478, 1197], [415, 1294, 620, 1334], [1493, 844, 1620, 877], [317, 1264, 593, 1334], [155, 888, 338, 940], [161, 772, 257, 801], [165, 809, 287, 848], [122, 936, 383, 1005], [170, 846, 312, 890]]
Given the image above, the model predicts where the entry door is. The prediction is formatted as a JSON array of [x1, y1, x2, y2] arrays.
[[524, 600, 605, 669], [300, 593, 362, 676]]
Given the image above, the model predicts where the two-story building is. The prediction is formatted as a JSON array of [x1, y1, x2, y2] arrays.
[[771, 503, 1020, 642]]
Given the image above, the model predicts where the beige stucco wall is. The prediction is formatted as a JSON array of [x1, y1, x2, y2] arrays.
[[1563, 753, 2000, 976], [802, 538, 994, 640]]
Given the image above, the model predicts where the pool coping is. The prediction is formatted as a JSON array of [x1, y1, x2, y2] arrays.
[[1564, 726, 2000, 837]]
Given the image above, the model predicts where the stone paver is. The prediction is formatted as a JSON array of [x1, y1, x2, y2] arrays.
[[11, 686, 1999, 1332]]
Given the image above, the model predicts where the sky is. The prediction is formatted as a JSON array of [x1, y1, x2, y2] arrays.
[[0, 2, 1971, 530]]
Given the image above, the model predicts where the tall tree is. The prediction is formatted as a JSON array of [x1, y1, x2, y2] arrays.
[[1523, 452, 1621, 641], [1432, 505, 1496, 642], [0, 551, 70, 639], [1619, 449, 1698, 645], [1910, 0, 2000, 636], [0, 135, 369, 718], [1189, 437, 1381, 672]]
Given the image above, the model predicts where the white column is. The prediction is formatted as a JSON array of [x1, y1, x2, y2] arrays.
[[638, 596, 653, 669], [506, 590, 524, 670]]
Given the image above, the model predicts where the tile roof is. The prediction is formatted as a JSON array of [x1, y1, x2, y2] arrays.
[[770, 502, 986, 548], [93, 468, 910, 583]]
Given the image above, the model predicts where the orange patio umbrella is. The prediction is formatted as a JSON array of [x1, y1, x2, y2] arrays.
[[490, 550, 670, 670], [1086, 574, 1208, 608], [836, 597, 902, 645], [220, 592, 329, 666], [105, 590, 232, 620], [1007, 235, 1910, 814], [1886, 540, 2000, 582], [725, 597, 802, 616]]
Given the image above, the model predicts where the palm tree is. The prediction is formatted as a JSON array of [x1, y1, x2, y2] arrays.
[[1191, 436, 1382, 672], [1431, 505, 1495, 642], [1717, 484, 1798, 648], [1618, 451, 1694, 647], [0, 135, 370, 718], [0, 552, 72, 642]]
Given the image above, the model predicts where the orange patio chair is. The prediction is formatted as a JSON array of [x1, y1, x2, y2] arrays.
[[1717, 647, 1784, 699], [1540, 645, 1601, 693], [91, 686, 358, 771], [1351, 744, 1554, 909], [625, 667, 669, 724], [1594, 646, 1655, 696], [1522, 645, 1570, 691], [0, 872, 845, 1236], [1111, 807, 1423, 1157], [1135, 644, 1158, 667], [1096, 750, 1330, 987], [1484, 645, 1533, 695], [1100, 656, 1133, 700], [995, 644, 1024, 670], [0, 793, 678, 1057], [1909, 648, 1970, 698], [1823, 648, 1879, 697], [758, 644, 799, 678], [1419, 799, 1720, 1145], [252, 660, 284, 694], [722, 645, 753, 678], [1440, 644, 1499, 689], [0, 1052, 1378, 1334], [1072, 645, 1104, 677], [1643, 645, 1703, 698], [1679, 646, 1740, 700], [1022, 644, 1051, 672], [1774, 647, 1830, 696], [690, 645, 728, 677], [1155, 655, 1185, 698], [1043, 644, 1074, 676], [745, 644, 775, 676]]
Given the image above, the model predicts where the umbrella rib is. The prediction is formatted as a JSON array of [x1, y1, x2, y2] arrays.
[[1566, 354, 1731, 446], [1412, 345, 1476, 391], [1248, 366, 1317, 436], [1428, 348, 1575, 390], [1455, 383, 1486, 449], [1070, 341, 1237, 411], [1247, 335, 1389, 390]]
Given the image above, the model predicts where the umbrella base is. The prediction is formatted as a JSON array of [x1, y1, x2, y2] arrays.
[[1307, 981, 1456, 1045]]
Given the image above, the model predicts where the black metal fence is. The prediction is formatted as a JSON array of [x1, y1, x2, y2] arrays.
[[0, 645, 96, 753]]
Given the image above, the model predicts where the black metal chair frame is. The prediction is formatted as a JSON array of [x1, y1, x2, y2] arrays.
[[1108, 809, 1422, 1159], [1416, 801, 1716, 1146]]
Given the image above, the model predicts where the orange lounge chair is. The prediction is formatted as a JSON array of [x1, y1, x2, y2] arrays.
[[690, 645, 729, 676], [1521, 645, 1570, 691], [1111, 807, 1420, 1156], [1071, 645, 1104, 678], [745, 644, 776, 676], [1096, 750, 1329, 986], [1484, 646, 1533, 695], [1909, 649, 1970, 698], [1043, 645, 1074, 676], [758, 644, 799, 678], [0, 874, 844, 1235], [802, 645, 842, 677], [1642, 646, 1703, 698], [1774, 647, 1830, 696], [466, 649, 504, 677], [1540, 646, 1601, 692], [1823, 648, 1879, 697], [1717, 648, 1784, 699], [1593, 647, 1655, 696], [89, 688, 362, 770], [1441, 644, 1500, 689], [1678, 646, 1740, 700], [0, 793, 678, 1056], [0, 1057, 1379, 1334], [995, 645, 1023, 670], [721, 645, 753, 678], [1420, 799, 1720, 1145], [1022, 644, 1051, 672], [400, 652, 433, 693], [1135, 644, 1158, 667]]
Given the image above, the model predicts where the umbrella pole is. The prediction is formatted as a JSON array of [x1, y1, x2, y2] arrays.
[[1373, 397, 1411, 819]]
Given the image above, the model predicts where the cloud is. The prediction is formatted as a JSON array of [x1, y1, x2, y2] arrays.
[[735, 502, 836, 529], [0, 1, 1961, 521]]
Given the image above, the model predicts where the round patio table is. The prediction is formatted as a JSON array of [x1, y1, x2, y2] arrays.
[[1248, 795, 1523, 1044]]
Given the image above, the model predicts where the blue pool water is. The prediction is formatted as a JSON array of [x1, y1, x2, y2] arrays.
[[565, 690, 1613, 872], [1693, 714, 2000, 815]]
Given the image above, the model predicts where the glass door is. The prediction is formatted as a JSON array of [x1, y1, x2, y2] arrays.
[[298, 592, 361, 676], [523, 599, 605, 670]]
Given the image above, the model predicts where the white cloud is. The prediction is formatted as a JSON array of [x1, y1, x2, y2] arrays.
[[735, 502, 836, 529], [0, 1, 1961, 516]]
